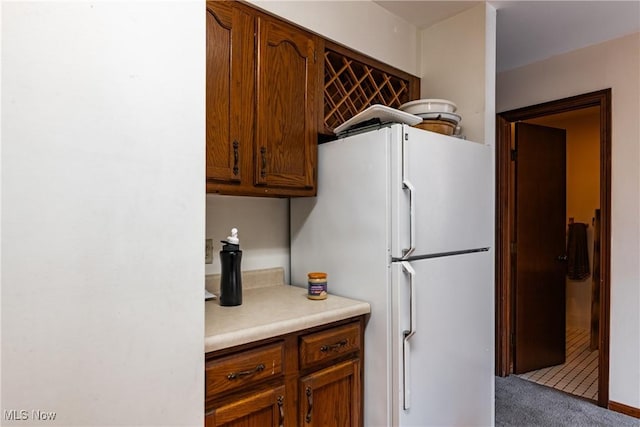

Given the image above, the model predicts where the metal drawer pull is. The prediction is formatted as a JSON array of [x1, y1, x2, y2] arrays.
[[226, 363, 265, 380], [260, 147, 267, 178], [320, 339, 347, 353], [277, 395, 284, 427], [305, 386, 313, 423], [232, 140, 239, 176]]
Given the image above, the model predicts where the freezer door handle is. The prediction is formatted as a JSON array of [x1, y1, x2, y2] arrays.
[[402, 179, 416, 259], [401, 261, 416, 410]]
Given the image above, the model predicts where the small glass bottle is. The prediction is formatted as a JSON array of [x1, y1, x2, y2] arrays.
[[307, 272, 328, 300]]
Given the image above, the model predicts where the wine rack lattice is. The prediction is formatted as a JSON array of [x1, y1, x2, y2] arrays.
[[324, 49, 414, 132]]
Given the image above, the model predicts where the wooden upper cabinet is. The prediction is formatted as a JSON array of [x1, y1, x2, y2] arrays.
[[255, 16, 317, 190], [205, 1, 253, 184], [205, 1, 318, 197]]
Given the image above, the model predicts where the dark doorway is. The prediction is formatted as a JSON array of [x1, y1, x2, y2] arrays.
[[495, 89, 611, 408]]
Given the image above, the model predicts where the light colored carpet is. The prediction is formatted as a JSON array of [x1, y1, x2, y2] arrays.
[[496, 375, 639, 427]]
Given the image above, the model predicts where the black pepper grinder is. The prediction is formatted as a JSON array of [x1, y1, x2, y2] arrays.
[[219, 227, 242, 306]]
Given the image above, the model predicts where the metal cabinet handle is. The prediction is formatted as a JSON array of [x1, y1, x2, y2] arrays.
[[277, 395, 284, 427], [305, 386, 313, 423], [557, 254, 568, 261], [401, 132, 416, 258], [320, 339, 347, 353], [260, 147, 267, 178], [232, 140, 239, 176], [402, 167, 416, 259], [401, 261, 416, 410], [226, 363, 265, 380]]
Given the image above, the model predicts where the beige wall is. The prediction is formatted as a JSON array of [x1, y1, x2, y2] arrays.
[[247, 0, 419, 75], [205, 196, 290, 282], [563, 114, 601, 227], [419, 3, 497, 145], [2, 2, 204, 425], [498, 32, 640, 408]]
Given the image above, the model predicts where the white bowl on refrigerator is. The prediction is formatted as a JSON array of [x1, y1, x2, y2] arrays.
[[399, 98, 458, 114]]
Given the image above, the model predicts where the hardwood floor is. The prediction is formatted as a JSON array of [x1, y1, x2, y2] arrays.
[[517, 328, 598, 400]]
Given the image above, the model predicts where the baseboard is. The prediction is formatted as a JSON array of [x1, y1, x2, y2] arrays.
[[609, 401, 640, 419]]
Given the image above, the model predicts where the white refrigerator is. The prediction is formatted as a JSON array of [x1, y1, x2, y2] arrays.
[[290, 124, 495, 427]]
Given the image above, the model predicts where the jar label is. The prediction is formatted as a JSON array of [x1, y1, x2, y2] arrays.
[[308, 281, 327, 299]]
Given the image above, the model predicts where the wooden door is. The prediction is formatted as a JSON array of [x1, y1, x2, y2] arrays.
[[205, 385, 285, 427], [299, 359, 360, 427], [255, 16, 317, 191], [590, 209, 601, 351], [514, 122, 567, 374], [206, 1, 254, 184]]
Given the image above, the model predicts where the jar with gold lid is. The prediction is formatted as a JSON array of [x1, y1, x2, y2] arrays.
[[307, 272, 328, 300]]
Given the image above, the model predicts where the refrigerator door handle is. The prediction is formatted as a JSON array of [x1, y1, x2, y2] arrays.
[[401, 179, 416, 259], [401, 261, 416, 410]]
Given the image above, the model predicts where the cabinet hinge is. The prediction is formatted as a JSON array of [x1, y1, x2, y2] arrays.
[[313, 49, 317, 63], [510, 149, 517, 161], [404, 133, 409, 141], [510, 242, 516, 254]]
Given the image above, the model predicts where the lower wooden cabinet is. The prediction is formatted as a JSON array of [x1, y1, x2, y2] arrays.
[[299, 359, 361, 427], [205, 385, 285, 427], [205, 317, 364, 427]]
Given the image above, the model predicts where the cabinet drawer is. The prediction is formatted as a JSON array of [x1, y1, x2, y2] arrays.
[[299, 322, 361, 369], [206, 342, 284, 398]]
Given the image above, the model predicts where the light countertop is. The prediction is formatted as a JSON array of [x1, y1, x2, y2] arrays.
[[204, 283, 370, 353]]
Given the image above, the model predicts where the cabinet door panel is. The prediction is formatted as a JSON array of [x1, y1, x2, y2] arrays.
[[206, 2, 254, 183], [206, 385, 285, 427], [299, 359, 361, 427], [255, 16, 316, 190]]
